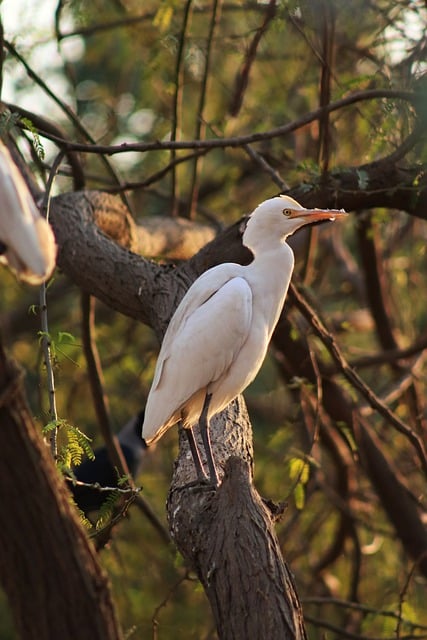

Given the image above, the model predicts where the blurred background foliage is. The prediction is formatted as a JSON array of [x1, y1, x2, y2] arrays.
[[1, 0, 427, 638]]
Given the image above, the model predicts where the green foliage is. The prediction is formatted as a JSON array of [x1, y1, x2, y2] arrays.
[[0, 111, 45, 159], [288, 456, 310, 509], [73, 503, 94, 530], [20, 117, 45, 159], [95, 490, 121, 531], [153, 3, 174, 33], [37, 329, 79, 366], [43, 418, 94, 470]]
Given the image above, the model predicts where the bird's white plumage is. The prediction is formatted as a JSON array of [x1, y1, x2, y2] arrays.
[[143, 268, 253, 442], [0, 140, 56, 284], [142, 196, 346, 451]]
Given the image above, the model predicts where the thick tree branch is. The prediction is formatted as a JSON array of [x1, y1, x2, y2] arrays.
[[168, 456, 307, 640], [356, 213, 398, 350], [0, 343, 123, 639]]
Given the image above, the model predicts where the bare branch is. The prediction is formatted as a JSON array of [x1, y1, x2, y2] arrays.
[[288, 282, 427, 477], [228, 0, 277, 117], [18, 89, 417, 154]]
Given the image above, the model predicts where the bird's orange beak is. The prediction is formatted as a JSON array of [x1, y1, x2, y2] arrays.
[[284, 207, 347, 222]]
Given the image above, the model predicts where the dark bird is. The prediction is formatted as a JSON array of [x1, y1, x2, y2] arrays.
[[71, 410, 146, 515]]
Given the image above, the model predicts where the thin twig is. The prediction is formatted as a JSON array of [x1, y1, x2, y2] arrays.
[[7, 103, 86, 190], [151, 571, 194, 640], [289, 282, 427, 477], [188, 0, 223, 218], [39, 284, 59, 457], [57, 4, 266, 41], [317, 0, 335, 179], [228, 0, 277, 117], [65, 476, 141, 496], [80, 292, 131, 481], [22, 88, 417, 155], [304, 614, 427, 640], [4, 40, 131, 209], [243, 143, 289, 190], [303, 596, 427, 629], [170, 0, 193, 216], [38, 150, 65, 457], [356, 213, 398, 351], [327, 333, 427, 372], [396, 557, 427, 639]]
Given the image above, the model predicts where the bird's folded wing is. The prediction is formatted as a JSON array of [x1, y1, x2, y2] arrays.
[[143, 273, 252, 439], [151, 264, 244, 389]]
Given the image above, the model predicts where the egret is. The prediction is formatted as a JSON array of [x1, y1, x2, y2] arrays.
[[142, 196, 346, 485], [0, 140, 56, 284], [71, 410, 146, 515]]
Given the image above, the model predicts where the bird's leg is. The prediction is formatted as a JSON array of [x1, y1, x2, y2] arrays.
[[199, 393, 219, 487], [185, 426, 208, 482]]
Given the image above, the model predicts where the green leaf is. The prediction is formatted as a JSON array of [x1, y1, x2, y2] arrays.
[[57, 331, 76, 344], [70, 498, 94, 530], [43, 419, 94, 468], [293, 483, 305, 510], [288, 457, 310, 510], [153, 4, 174, 32], [20, 116, 45, 160], [95, 491, 120, 530], [289, 457, 310, 483], [117, 473, 131, 487]]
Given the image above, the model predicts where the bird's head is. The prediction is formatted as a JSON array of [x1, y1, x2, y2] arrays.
[[243, 195, 347, 253]]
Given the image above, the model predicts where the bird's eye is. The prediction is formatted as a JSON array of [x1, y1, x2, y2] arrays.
[[283, 209, 292, 217]]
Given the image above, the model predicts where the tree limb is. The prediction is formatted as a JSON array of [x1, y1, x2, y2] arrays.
[[0, 342, 123, 639]]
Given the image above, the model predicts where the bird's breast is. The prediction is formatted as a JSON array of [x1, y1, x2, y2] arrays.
[[208, 316, 270, 413]]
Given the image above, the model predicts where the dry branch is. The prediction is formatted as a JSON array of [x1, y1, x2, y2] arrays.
[[272, 308, 427, 581]]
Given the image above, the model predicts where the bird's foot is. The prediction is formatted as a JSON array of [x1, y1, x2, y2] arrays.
[[176, 478, 218, 494]]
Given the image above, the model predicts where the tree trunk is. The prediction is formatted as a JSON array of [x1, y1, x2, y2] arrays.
[[167, 399, 307, 640], [0, 341, 123, 640]]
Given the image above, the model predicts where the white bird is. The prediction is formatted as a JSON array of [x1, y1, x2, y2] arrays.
[[142, 196, 347, 485], [0, 140, 56, 284]]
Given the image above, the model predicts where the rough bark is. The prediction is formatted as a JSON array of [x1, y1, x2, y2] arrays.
[[168, 456, 306, 640], [164, 378, 307, 638], [0, 342, 123, 640], [289, 156, 427, 221]]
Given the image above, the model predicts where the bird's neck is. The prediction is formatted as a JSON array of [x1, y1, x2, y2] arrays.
[[245, 242, 295, 333]]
